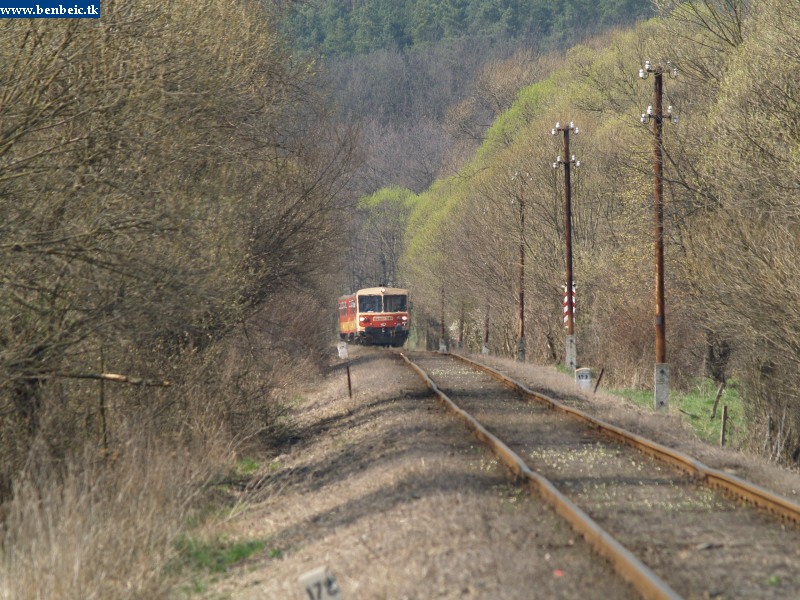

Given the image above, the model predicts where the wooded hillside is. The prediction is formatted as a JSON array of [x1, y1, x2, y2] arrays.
[[358, 0, 800, 463], [280, 0, 654, 206]]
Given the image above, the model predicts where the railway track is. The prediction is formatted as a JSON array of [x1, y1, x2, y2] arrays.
[[400, 351, 800, 600]]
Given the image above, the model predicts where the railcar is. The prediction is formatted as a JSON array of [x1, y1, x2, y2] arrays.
[[337, 286, 410, 347]]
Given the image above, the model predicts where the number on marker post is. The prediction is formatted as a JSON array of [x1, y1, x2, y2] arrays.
[[299, 566, 342, 600]]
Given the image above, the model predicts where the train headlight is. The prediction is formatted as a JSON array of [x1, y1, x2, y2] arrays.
[[401, 316, 408, 321]]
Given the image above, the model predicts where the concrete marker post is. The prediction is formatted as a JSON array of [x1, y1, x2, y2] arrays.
[[566, 335, 577, 371], [575, 367, 592, 390], [655, 363, 669, 410], [299, 566, 343, 599]]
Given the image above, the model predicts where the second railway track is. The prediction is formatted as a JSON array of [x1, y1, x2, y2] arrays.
[[401, 351, 800, 600]]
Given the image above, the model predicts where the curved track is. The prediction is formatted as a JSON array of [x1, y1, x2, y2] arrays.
[[401, 351, 800, 600]]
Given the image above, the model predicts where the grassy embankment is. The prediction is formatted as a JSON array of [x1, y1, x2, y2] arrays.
[[613, 379, 744, 447]]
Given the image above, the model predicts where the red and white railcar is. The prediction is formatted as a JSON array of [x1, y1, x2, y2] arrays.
[[337, 286, 410, 347]]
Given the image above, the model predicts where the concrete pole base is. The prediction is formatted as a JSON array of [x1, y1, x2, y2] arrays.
[[655, 363, 670, 409], [565, 334, 576, 371], [439, 341, 448, 353], [516, 338, 525, 362], [481, 344, 490, 355]]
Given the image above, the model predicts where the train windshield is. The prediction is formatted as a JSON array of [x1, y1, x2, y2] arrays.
[[384, 294, 407, 312], [358, 295, 382, 313]]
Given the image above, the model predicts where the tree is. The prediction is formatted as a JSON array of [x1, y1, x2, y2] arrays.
[[0, 0, 357, 492], [680, 0, 800, 459], [349, 187, 416, 290]]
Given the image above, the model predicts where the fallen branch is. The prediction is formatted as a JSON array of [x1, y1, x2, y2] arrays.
[[48, 372, 171, 387]]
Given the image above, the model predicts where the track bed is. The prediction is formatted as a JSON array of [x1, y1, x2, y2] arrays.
[[406, 352, 800, 599]]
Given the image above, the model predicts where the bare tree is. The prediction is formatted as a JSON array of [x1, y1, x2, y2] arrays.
[[0, 0, 357, 492]]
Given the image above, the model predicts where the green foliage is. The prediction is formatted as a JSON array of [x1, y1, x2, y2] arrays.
[[390, 0, 800, 460], [478, 72, 561, 157], [405, 175, 470, 261], [236, 457, 260, 475], [171, 536, 266, 574], [613, 380, 744, 447], [358, 186, 417, 209], [348, 187, 418, 289]]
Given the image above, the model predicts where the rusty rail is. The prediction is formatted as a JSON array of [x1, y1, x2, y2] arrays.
[[399, 352, 683, 600], [450, 352, 800, 527]]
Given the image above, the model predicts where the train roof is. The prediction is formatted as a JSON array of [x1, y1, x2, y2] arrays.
[[338, 287, 408, 300], [358, 286, 408, 295]]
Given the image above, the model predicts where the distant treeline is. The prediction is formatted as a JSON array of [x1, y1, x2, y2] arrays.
[[281, 0, 654, 55]]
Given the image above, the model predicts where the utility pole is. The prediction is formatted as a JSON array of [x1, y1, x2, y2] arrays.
[[482, 299, 490, 355], [439, 285, 447, 352], [511, 171, 530, 361], [518, 193, 525, 362], [639, 60, 678, 409], [552, 121, 580, 370]]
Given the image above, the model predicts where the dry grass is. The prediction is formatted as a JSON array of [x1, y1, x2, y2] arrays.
[[0, 312, 321, 600], [0, 389, 242, 600], [0, 433, 227, 600]]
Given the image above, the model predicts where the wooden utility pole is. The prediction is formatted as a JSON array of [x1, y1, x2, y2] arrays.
[[552, 122, 580, 370], [517, 191, 525, 362], [640, 60, 677, 409], [439, 285, 447, 352]]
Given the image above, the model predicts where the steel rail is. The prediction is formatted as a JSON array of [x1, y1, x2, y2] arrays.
[[450, 352, 800, 527], [399, 352, 683, 600]]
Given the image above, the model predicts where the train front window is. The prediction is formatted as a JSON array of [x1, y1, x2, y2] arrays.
[[384, 295, 407, 312], [358, 295, 381, 313]]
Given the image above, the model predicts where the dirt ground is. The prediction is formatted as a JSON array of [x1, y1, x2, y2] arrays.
[[201, 347, 800, 599]]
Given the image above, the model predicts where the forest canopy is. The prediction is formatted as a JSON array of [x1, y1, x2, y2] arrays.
[[280, 0, 654, 56]]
